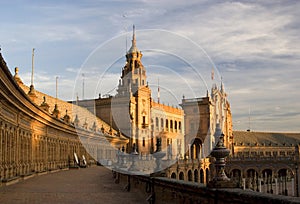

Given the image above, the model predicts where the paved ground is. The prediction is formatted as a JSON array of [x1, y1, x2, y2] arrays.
[[0, 166, 146, 204]]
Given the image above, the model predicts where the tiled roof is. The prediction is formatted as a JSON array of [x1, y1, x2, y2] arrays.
[[233, 131, 300, 146]]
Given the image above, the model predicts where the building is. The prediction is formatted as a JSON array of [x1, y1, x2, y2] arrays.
[[0, 50, 132, 184], [225, 131, 300, 196], [180, 82, 233, 160], [76, 26, 185, 159]]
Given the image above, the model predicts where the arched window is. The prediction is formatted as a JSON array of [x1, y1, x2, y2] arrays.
[[205, 168, 210, 183], [194, 169, 199, 182], [155, 117, 159, 127], [179, 172, 184, 180], [188, 170, 192, 181], [175, 121, 177, 129], [166, 119, 169, 128], [200, 169, 204, 183], [161, 118, 164, 128], [179, 121, 181, 130], [170, 120, 173, 129]]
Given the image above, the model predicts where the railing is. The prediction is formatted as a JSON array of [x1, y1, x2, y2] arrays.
[[113, 170, 300, 204]]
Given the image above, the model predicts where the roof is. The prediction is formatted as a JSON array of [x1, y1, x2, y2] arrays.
[[233, 131, 300, 146]]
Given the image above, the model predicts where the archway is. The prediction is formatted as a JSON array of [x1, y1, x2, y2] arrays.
[[179, 172, 184, 180], [230, 169, 242, 183], [246, 168, 258, 191], [261, 169, 273, 193], [190, 138, 202, 159], [171, 172, 177, 179], [194, 169, 199, 182], [278, 168, 288, 195], [188, 170, 193, 181], [200, 169, 204, 183], [205, 168, 210, 183]]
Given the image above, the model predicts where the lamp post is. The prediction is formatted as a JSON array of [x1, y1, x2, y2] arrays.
[[296, 164, 299, 197]]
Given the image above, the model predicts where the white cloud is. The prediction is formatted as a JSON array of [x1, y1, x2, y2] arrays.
[[1, 0, 299, 132]]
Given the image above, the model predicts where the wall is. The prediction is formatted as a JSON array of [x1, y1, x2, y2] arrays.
[[0, 52, 126, 184], [114, 171, 300, 204]]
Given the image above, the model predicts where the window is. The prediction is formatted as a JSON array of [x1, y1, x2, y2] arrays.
[[143, 116, 146, 125], [170, 120, 173, 129], [166, 119, 169, 128], [156, 117, 159, 127], [175, 121, 177, 129], [142, 137, 145, 147], [179, 121, 181, 130], [161, 118, 164, 128]]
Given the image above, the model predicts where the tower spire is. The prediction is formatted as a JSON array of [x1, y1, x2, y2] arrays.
[[132, 24, 136, 47], [128, 25, 138, 53], [221, 76, 224, 92]]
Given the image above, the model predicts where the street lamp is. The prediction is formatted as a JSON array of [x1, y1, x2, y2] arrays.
[[296, 163, 299, 197]]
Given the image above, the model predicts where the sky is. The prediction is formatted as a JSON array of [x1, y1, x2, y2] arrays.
[[0, 0, 299, 132]]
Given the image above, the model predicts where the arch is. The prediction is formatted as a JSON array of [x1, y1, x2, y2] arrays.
[[188, 170, 193, 181], [200, 169, 204, 183], [230, 169, 242, 179], [247, 168, 258, 178], [278, 168, 287, 177], [190, 138, 202, 159], [160, 118, 164, 128], [179, 172, 184, 180], [205, 168, 210, 183], [262, 169, 273, 178], [171, 172, 177, 179], [155, 117, 159, 127], [194, 169, 199, 182]]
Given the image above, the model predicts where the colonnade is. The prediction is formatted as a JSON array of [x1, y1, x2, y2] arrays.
[[0, 118, 91, 180]]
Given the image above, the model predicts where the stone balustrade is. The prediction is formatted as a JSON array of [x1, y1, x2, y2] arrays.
[[113, 170, 300, 204]]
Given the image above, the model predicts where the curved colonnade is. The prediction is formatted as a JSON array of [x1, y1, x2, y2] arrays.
[[0, 52, 127, 182]]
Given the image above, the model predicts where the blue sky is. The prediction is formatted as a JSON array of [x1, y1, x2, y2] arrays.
[[1, 0, 299, 132]]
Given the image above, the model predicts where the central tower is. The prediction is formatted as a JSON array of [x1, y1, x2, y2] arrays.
[[117, 25, 147, 95], [115, 25, 152, 154]]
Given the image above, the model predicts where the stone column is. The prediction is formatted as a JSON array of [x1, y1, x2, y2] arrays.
[[258, 178, 262, 192], [242, 178, 246, 190], [291, 178, 295, 196], [275, 178, 278, 195], [187, 144, 191, 160]]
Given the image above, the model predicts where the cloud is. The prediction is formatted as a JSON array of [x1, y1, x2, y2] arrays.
[[1, 0, 299, 132]]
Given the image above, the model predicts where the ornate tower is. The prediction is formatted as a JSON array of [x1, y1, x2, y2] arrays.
[[114, 26, 151, 154], [117, 25, 147, 96]]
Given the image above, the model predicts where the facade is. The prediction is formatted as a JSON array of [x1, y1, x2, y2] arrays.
[[226, 131, 300, 196], [76, 27, 185, 158], [0, 50, 128, 184], [3, 26, 299, 197], [180, 83, 233, 160]]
